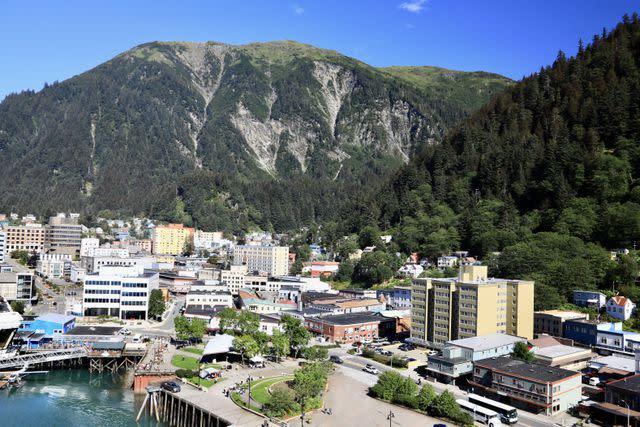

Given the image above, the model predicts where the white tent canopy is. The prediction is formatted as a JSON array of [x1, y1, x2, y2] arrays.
[[202, 334, 235, 356], [249, 356, 265, 363]]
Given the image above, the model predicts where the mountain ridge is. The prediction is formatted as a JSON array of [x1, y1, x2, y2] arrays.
[[0, 39, 511, 232]]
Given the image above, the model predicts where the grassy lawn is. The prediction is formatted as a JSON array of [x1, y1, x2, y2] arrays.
[[171, 354, 222, 370], [250, 376, 294, 404], [182, 347, 204, 355], [231, 375, 323, 420], [231, 391, 262, 412], [185, 375, 225, 389]]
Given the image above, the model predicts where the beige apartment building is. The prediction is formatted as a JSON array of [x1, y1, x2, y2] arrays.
[[411, 265, 534, 347], [220, 264, 249, 294], [4, 224, 46, 253], [232, 245, 289, 277], [45, 215, 82, 257], [152, 224, 194, 255]]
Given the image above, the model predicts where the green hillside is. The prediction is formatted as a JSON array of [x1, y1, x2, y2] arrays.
[[0, 40, 510, 232], [363, 15, 640, 309]]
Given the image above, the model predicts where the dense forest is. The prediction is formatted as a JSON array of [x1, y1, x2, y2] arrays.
[[352, 15, 640, 309], [0, 41, 510, 233]]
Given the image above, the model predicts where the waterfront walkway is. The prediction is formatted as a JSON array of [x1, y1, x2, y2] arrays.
[[173, 360, 301, 427]]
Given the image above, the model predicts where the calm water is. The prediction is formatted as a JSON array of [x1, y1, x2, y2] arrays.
[[0, 369, 166, 427]]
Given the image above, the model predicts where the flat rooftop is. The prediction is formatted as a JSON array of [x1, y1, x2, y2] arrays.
[[534, 344, 590, 359], [66, 326, 123, 336], [535, 310, 588, 320], [187, 290, 232, 296], [449, 333, 525, 352], [475, 357, 580, 383], [590, 355, 636, 373], [311, 313, 381, 326], [607, 374, 640, 393]]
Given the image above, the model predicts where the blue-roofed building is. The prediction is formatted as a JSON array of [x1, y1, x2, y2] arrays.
[[21, 313, 76, 339]]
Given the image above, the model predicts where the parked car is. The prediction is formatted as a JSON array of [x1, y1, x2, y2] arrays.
[[363, 364, 379, 375], [426, 350, 438, 356], [118, 328, 131, 336], [329, 355, 344, 364], [406, 357, 417, 362], [161, 381, 181, 393], [399, 344, 415, 351]]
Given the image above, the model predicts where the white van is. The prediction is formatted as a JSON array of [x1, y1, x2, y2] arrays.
[[131, 334, 142, 343]]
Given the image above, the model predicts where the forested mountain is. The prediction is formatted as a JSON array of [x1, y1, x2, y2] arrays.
[[363, 15, 640, 309], [0, 40, 510, 231]]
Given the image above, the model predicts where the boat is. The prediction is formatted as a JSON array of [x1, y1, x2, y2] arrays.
[[0, 295, 23, 360]]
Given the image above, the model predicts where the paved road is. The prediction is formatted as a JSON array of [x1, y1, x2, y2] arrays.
[[311, 370, 443, 427], [328, 347, 557, 427]]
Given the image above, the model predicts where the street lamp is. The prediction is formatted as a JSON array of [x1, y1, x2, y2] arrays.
[[246, 375, 252, 407], [387, 410, 395, 427], [622, 399, 631, 427]]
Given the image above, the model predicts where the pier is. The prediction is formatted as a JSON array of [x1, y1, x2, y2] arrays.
[[87, 341, 145, 373], [138, 386, 234, 427]]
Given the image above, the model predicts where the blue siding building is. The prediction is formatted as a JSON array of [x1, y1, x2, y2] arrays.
[[563, 319, 619, 346], [21, 313, 76, 338], [573, 290, 607, 309]]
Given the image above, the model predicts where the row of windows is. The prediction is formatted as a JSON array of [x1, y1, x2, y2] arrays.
[[122, 292, 147, 297], [122, 301, 146, 306], [85, 289, 120, 295], [123, 282, 147, 288], [84, 298, 120, 303]]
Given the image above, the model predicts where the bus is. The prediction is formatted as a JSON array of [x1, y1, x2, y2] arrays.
[[456, 399, 502, 427], [468, 393, 518, 424]]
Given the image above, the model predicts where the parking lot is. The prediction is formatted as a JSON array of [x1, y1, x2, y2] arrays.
[[375, 342, 432, 370]]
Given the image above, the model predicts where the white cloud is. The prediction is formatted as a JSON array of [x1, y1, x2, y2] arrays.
[[293, 5, 304, 15], [399, 0, 427, 13], [405, 23, 415, 30]]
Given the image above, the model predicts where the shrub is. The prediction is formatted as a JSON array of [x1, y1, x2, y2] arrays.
[[416, 384, 436, 411], [370, 371, 405, 401], [263, 389, 296, 418], [175, 369, 197, 378], [393, 393, 417, 409]]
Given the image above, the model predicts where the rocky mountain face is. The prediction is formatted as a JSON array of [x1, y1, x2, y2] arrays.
[[0, 40, 510, 231]]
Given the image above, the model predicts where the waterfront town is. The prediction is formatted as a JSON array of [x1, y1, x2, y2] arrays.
[[3, 2, 640, 427], [0, 212, 638, 426]]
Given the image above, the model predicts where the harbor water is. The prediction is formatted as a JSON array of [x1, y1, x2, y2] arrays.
[[0, 368, 166, 427]]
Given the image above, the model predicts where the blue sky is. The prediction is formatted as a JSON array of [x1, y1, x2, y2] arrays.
[[1, 0, 639, 100]]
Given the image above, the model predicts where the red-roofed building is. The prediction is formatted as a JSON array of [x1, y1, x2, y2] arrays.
[[607, 295, 636, 320], [308, 261, 339, 278]]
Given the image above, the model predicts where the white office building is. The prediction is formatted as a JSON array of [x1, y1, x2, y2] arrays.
[[193, 230, 224, 250], [83, 256, 155, 274], [232, 245, 289, 276], [82, 269, 159, 320], [185, 290, 233, 309], [80, 238, 100, 257]]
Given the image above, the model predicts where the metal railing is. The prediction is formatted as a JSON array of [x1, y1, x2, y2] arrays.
[[0, 347, 87, 369]]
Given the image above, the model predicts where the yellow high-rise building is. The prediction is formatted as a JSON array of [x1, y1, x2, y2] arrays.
[[152, 224, 194, 255], [411, 265, 534, 346]]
